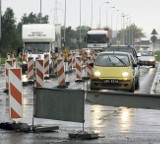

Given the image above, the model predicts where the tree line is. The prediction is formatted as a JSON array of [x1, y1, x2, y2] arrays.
[[0, 7, 146, 57]]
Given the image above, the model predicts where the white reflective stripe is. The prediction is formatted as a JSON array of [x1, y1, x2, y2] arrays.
[[9, 69, 22, 90], [28, 58, 34, 66], [10, 96, 23, 117], [36, 75, 44, 87], [58, 73, 65, 84], [36, 61, 43, 73], [44, 54, 49, 73]]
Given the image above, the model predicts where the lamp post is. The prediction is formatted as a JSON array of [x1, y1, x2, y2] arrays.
[[99, 1, 109, 28], [40, 0, 42, 23], [106, 6, 115, 27], [111, 10, 119, 44], [63, 0, 66, 50], [79, 0, 82, 49], [90, 0, 93, 28], [121, 14, 126, 44]]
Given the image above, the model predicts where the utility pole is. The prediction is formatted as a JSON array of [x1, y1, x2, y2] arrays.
[[40, 0, 42, 23]]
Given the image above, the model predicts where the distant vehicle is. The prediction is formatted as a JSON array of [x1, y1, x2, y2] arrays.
[[105, 45, 140, 63], [90, 51, 138, 92], [22, 24, 60, 74], [104, 45, 140, 89], [138, 50, 157, 67], [86, 29, 110, 52], [134, 37, 152, 51]]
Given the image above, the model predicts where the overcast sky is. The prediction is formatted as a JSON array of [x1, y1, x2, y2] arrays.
[[2, 0, 160, 36]]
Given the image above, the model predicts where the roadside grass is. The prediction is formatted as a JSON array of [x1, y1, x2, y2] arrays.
[[155, 51, 160, 62]]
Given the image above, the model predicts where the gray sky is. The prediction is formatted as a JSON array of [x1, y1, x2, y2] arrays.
[[2, 0, 160, 36]]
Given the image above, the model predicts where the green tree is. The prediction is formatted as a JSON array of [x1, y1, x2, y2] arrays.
[[21, 12, 49, 24], [0, 7, 18, 56], [114, 24, 145, 45]]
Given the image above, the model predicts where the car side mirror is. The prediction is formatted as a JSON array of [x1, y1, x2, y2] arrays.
[[137, 61, 141, 66], [133, 63, 137, 67]]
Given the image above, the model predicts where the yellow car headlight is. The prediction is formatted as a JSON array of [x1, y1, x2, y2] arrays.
[[122, 72, 129, 77], [94, 71, 101, 77]]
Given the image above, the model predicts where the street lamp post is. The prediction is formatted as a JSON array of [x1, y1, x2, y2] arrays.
[[99, 1, 109, 28], [40, 0, 42, 23], [106, 6, 115, 27], [63, 0, 66, 50], [121, 14, 126, 44], [111, 10, 119, 44], [90, 0, 93, 28], [79, 0, 82, 49]]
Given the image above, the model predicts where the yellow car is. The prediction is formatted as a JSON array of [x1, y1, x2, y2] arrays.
[[90, 51, 138, 92]]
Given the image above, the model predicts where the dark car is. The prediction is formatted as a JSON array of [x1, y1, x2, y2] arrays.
[[104, 45, 140, 89]]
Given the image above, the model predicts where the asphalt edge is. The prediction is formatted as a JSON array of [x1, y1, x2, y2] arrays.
[[150, 62, 160, 94]]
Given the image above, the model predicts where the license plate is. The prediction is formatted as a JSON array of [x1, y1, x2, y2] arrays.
[[104, 80, 119, 84]]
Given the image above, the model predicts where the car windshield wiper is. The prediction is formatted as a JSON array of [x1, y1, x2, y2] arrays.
[[108, 56, 116, 66], [114, 56, 127, 66]]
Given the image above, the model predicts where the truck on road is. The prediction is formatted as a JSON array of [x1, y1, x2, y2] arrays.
[[86, 29, 110, 52], [21, 24, 59, 74]]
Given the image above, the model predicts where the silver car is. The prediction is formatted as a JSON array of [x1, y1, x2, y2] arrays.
[[138, 50, 157, 68]]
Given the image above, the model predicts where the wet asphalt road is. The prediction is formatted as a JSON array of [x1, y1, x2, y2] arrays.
[[0, 64, 160, 144]]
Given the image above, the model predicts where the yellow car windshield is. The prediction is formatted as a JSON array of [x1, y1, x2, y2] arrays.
[[95, 54, 130, 67]]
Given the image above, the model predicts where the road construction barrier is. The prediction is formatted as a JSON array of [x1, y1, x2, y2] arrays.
[[12, 58, 17, 68], [68, 53, 72, 71], [34, 88, 84, 122], [22, 53, 27, 62], [86, 57, 92, 77], [28, 57, 34, 82], [9, 68, 23, 119], [75, 56, 84, 82], [57, 58, 66, 87], [86, 90, 160, 110], [72, 52, 76, 68], [35, 59, 44, 88], [93, 53, 98, 62], [5, 60, 13, 90], [44, 54, 49, 77], [54, 57, 58, 74]]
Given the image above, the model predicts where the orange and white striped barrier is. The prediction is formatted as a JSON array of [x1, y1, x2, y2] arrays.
[[9, 68, 23, 119], [44, 53, 49, 77], [54, 57, 58, 74], [75, 56, 84, 82], [68, 53, 73, 71], [28, 57, 34, 82], [5, 60, 13, 91], [72, 52, 76, 68], [57, 58, 67, 88], [86, 57, 92, 78], [93, 53, 98, 62], [35, 59, 44, 88]]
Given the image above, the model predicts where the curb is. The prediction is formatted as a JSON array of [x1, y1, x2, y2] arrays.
[[150, 62, 160, 94]]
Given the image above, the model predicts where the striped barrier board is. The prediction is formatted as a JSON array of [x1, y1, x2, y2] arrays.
[[36, 59, 44, 88], [28, 57, 34, 82], [5, 60, 13, 90], [44, 53, 49, 77], [68, 53, 73, 71], [57, 58, 67, 88], [75, 56, 84, 82], [9, 68, 23, 119]]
